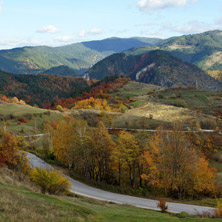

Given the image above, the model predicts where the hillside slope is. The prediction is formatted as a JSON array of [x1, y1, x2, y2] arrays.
[[42, 65, 77, 76], [85, 50, 221, 90]]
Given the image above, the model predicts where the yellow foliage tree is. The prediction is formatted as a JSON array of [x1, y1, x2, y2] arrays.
[[116, 131, 140, 187]]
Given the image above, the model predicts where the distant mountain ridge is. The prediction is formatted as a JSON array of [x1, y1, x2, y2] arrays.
[[1, 30, 222, 79], [0, 37, 160, 75], [86, 50, 221, 90]]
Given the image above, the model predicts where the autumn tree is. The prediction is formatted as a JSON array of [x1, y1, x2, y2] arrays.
[[53, 119, 76, 168], [143, 124, 216, 199], [0, 132, 18, 168], [53, 117, 91, 174], [42, 120, 54, 156], [116, 131, 140, 187], [0, 131, 29, 173], [91, 122, 115, 182]]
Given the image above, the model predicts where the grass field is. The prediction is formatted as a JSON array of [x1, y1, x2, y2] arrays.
[[0, 182, 221, 222], [149, 88, 222, 116], [0, 102, 64, 135], [111, 81, 162, 99], [0, 102, 46, 116], [109, 82, 222, 129]]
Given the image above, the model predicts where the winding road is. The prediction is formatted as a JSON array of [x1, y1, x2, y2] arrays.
[[27, 152, 216, 215]]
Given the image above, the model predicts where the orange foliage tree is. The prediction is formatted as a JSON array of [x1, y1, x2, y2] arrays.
[[142, 124, 217, 199], [0, 131, 29, 173]]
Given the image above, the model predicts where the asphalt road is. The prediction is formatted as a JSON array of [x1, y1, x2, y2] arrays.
[[26, 152, 216, 215]]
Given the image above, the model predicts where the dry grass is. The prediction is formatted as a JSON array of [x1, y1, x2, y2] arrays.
[[0, 185, 93, 222], [205, 51, 222, 69], [168, 44, 192, 50], [0, 167, 94, 222], [127, 102, 194, 122], [0, 168, 39, 192]]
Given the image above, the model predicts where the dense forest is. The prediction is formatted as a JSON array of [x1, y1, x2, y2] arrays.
[[0, 70, 89, 107]]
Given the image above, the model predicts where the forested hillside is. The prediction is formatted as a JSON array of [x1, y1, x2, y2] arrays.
[[0, 70, 89, 107], [86, 50, 221, 90]]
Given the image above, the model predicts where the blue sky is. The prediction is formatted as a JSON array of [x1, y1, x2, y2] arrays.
[[0, 0, 222, 49]]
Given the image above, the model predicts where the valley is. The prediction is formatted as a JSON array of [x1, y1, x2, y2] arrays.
[[1, 30, 222, 221]]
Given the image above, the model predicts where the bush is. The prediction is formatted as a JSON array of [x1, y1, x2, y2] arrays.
[[30, 168, 71, 195], [158, 94, 164, 99], [119, 104, 128, 113], [18, 118, 28, 123], [149, 114, 153, 119], [200, 119, 217, 130], [169, 99, 188, 108], [56, 105, 64, 112], [157, 200, 168, 213], [214, 199, 222, 218]]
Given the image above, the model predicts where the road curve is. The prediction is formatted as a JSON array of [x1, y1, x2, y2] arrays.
[[27, 152, 215, 215]]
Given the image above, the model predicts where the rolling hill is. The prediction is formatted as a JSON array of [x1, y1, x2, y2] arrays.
[[0, 37, 160, 75], [85, 50, 221, 90]]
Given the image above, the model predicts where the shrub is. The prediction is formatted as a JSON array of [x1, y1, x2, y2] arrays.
[[56, 105, 64, 112], [18, 118, 28, 123], [157, 200, 168, 213], [169, 99, 188, 108], [158, 94, 164, 99], [149, 114, 153, 119], [119, 104, 128, 113], [214, 199, 222, 218], [200, 119, 217, 130], [30, 168, 71, 195]]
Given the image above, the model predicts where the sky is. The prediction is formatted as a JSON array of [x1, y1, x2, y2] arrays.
[[0, 0, 222, 49]]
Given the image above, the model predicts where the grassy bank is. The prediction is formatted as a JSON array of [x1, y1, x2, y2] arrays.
[[1, 183, 221, 222]]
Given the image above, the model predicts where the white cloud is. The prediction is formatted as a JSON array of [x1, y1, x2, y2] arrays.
[[0, 38, 54, 49], [78, 28, 103, 37], [169, 21, 222, 34], [55, 35, 75, 42], [0, 1, 3, 13], [215, 17, 222, 25], [37, 25, 60, 34], [89, 28, 103, 35], [79, 29, 86, 37], [137, 0, 197, 11]]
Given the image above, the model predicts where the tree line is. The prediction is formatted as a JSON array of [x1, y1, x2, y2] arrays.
[[49, 117, 218, 200]]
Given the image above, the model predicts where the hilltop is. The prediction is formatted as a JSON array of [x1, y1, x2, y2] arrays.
[[86, 50, 221, 90]]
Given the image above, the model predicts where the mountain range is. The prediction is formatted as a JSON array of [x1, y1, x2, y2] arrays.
[[0, 30, 222, 90], [0, 37, 160, 75]]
